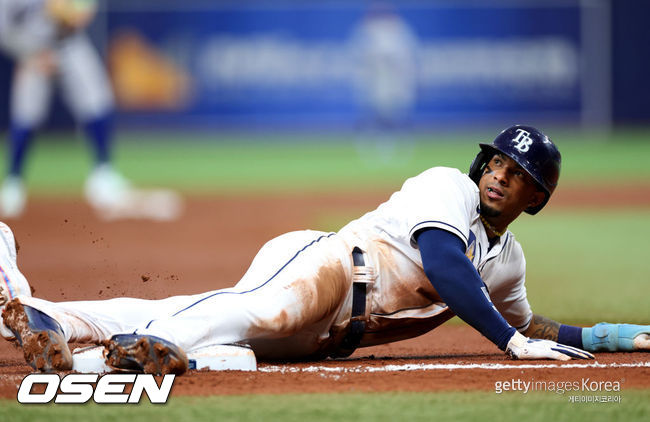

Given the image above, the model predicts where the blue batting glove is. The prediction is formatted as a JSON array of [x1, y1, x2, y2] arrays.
[[582, 323, 650, 352]]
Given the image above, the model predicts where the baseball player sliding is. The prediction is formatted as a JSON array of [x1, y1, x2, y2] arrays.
[[1, 125, 649, 375], [0, 0, 181, 220]]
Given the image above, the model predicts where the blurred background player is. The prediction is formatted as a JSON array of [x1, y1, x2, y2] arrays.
[[350, 2, 418, 164], [0, 0, 182, 220]]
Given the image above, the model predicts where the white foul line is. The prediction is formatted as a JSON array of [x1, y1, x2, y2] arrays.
[[258, 361, 650, 374]]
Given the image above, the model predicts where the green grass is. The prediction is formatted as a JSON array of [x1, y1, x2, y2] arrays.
[[1, 390, 649, 422], [7, 128, 650, 196], [509, 210, 650, 324]]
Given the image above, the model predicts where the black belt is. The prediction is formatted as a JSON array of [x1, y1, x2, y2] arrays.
[[337, 247, 368, 357]]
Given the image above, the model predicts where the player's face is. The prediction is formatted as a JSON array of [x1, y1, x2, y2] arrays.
[[478, 154, 545, 221]]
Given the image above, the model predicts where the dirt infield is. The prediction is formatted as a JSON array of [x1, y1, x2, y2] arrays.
[[1, 186, 649, 398]]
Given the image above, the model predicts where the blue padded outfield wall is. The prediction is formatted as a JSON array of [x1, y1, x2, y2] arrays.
[[0, 0, 648, 130]]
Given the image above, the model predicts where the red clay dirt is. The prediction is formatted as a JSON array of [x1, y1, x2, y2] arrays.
[[1, 187, 649, 398]]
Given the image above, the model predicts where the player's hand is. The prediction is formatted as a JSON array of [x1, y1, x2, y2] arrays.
[[635, 334, 650, 349], [27, 50, 58, 75], [582, 323, 650, 352], [505, 331, 594, 361]]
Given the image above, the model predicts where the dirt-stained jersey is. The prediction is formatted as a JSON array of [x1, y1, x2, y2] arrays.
[[338, 167, 533, 346]]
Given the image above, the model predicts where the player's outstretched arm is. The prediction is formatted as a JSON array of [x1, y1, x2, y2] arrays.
[[523, 313, 650, 353], [416, 228, 593, 361]]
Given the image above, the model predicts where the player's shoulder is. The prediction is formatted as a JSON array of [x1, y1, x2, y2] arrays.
[[397, 167, 479, 211], [409, 167, 477, 190], [417, 166, 465, 178]]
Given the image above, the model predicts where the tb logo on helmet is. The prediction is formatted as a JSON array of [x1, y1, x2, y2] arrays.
[[511, 129, 533, 153]]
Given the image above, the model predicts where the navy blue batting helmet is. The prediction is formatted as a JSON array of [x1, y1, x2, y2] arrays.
[[468, 125, 561, 215]]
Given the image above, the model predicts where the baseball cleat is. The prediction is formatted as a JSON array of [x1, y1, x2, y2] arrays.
[[0, 176, 26, 218], [103, 334, 188, 375], [2, 299, 73, 372], [84, 164, 183, 221]]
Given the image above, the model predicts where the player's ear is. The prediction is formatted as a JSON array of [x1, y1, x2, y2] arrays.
[[527, 190, 546, 209]]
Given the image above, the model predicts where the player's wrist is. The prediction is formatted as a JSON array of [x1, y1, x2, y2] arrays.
[[557, 324, 583, 349], [505, 331, 527, 356]]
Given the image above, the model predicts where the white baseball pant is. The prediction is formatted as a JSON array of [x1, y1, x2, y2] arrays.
[[17, 230, 356, 360], [11, 33, 113, 127]]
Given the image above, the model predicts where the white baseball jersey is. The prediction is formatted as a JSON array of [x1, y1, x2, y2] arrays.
[[7, 167, 534, 360], [338, 167, 533, 346]]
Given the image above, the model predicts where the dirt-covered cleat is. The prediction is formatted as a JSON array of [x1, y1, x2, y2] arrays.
[[103, 334, 188, 375], [2, 299, 72, 372]]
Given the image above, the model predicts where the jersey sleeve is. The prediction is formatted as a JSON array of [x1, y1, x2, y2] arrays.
[[482, 236, 533, 331], [405, 168, 479, 249]]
